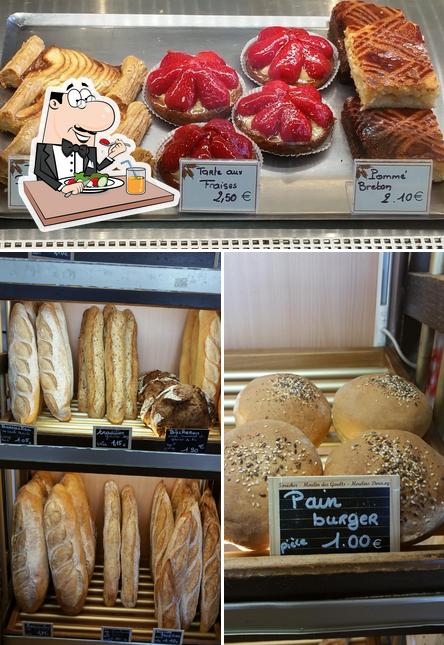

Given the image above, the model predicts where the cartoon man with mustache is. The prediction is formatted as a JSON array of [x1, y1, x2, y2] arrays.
[[34, 80, 126, 196]]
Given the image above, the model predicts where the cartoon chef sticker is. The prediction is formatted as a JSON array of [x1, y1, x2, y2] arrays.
[[18, 78, 178, 231]]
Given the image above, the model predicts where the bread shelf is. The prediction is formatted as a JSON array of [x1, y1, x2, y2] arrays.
[[4, 563, 219, 644]]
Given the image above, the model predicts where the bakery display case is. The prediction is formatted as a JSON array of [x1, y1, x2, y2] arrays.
[[0, 254, 221, 644], [0, 0, 442, 250], [223, 252, 444, 641]]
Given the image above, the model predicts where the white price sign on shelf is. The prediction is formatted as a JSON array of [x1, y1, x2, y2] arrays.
[[350, 159, 432, 215]]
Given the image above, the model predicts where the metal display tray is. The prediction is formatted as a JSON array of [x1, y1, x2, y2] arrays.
[[0, 12, 443, 225]]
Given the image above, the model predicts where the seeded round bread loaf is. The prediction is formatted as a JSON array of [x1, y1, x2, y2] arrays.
[[234, 373, 331, 446], [225, 419, 323, 550], [324, 429, 444, 544], [332, 373, 432, 441]]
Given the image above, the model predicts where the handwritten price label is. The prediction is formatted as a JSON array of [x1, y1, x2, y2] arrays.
[[179, 159, 259, 213], [351, 159, 432, 215], [93, 427, 132, 450]]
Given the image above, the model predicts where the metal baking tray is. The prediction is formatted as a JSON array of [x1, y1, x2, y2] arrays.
[[0, 12, 443, 224]]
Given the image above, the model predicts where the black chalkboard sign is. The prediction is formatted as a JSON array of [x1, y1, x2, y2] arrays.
[[93, 427, 132, 450], [101, 626, 132, 642], [30, 251, 72, 260], [269, 476, 400, 556], [23, 622, 53, 637], [0, 421, 36, 445], [164, 428, 209, 453], [152, 628, 184, 644]]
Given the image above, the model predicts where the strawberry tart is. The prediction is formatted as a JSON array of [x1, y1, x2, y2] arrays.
[[233, 81, 334, 155], [243, 27, 336, 88], [144, 50, 243, 126], [156, 119, 258, 188]]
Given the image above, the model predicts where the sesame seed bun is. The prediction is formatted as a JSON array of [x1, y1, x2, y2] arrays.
[[324, 429, 444, 544], [332, 374, 432, 441], [234, 373, 331, 446], [224, 419, 322, 550]]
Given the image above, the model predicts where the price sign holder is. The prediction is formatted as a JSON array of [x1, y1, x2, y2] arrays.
[[101, 626, 132, 642], [348, 159, 432, 216], [164, 428, 209, 453], [22, 622, 53, 637], [269, 475, 400, 556], [152, 627, 184, 644], [179, 159, 259, 213], [93, 426, 132, 450], [0, 421, 36, 445]]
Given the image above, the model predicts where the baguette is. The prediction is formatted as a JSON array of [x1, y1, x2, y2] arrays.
[[193, 310, 221, 404], [150, 482, 174, 613], [85, 306, 106, 418], [120, 485, 140, 608], [157, 559, 181, 629], [105, 307, 126, 424], [77, 309, 88, 412], [53, 303, 74, 400], [36, 303, 72, 421], [179, 310, 198, 384], [43, 483, 88, 615], [103, 480, 121, 607], [8, 302, 41, 424], [123, 309, 138, 420], [22, 301, 39, 327], [61, 473, 96, 580], [199, 489, 221, 632], [179, 500, 203, 629], [171, 479, 200, 518], [32, 471, 54, 496], [189, 311, 200, 384], [12, 479, 49, 612]]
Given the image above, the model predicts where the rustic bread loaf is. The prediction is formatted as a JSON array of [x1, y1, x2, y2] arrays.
[[120, 485, 140, 608], [61, 473, 96, 580], [105, 307, 126, 424], [8, 302, 41, 424], [53, 303, 74, 399], [332, 373, 432, 441], [324, 429, 444, 543], [84, 306, 106, 418], [137, 370, 179, 407], [22, 301, 39, 327], [103, 480, 121, 607], [234, 373, 331, 446], [77, 309, 88, 413], [157, 558, 181, 629], [150, 481, 174, 613], [179, 499, 203, 629], [193, 310, 221, 405], [43, 483, 88, 615], [12, 479, 49, 612], [171, 479, 201, 518], [36, 303, 72, 421], [225, 419, 323, 550], [123, 309, 138, 420], [32, 471, 54, 496], [179, 309, 199, 384], [199, 489, 220, 632]]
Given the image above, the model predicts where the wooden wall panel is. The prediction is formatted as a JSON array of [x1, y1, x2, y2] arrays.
[[224, 253, 379, 351]]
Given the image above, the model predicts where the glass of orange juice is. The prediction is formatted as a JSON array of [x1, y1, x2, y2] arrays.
[[126, 166, 146, 195]]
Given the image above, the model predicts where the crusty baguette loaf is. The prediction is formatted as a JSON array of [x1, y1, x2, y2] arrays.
[[157, 558, 181, 629], [8, 302, 41, 424], [193, 310, 221, 405], [103, 480, 121, 607], [105, 307, 126, 425], [43, 483, 88, 615], [171, 479, 201, 518], [36, 303, 72, 421], [12, 479, 49, 612], [32, 471, 54, 496], [120, 485, 140, 608], [189, 311, 200, 384], [150, 481, 174, 612], [61, 473, 96, 580], [53, 303, 74, 400], [77, 309, 88, 413], [179, 310, 198, 384], [22, 301, 39, 327], [123, 309, 138, 420], [179, 499, 203, 629], [85, 306, 106, 418], [199, 489, 221, 632]]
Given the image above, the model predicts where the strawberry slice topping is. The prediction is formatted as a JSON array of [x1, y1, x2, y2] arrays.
[[235, 81, 333, 143], [246, 27, 334, 85], [158, 124, 206, 172], [147, 50, 240, 112]]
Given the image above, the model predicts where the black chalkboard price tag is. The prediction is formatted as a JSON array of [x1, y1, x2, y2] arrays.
[[0, 421, 36, 445], [93, 426, 132, 450], [152, 628, 184, 644], [268, 475, 400, 556], [101, 626, 132, 642], [164, 428, 209, 453], [22, 622, 53, 637]]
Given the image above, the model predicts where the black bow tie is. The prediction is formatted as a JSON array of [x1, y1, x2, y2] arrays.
[[61, 138, 89, 158]]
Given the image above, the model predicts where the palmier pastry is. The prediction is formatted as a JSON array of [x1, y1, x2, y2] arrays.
[[233, 81, 334, 155], [157, 119, 257, 188], [342, 96, 444, 183], [243, 27, 336, 88], [144, 50, 242, 125]]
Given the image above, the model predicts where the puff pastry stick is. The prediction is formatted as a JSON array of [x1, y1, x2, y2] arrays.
[[114, 101, 151, 146], [0, 115, 39, 182], [106, 55, 147, 109], [0, 35, 45, 88]]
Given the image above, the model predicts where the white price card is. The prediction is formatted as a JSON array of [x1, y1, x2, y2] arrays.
[[350, 159, 432, 215], [179, 159, 259, 213]]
